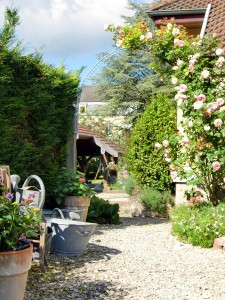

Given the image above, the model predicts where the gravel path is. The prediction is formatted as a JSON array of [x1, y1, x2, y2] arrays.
[[25, 216, 225, 300]]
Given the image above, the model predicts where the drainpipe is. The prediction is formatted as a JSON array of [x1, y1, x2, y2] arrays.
[[200, 4, 211, 38]]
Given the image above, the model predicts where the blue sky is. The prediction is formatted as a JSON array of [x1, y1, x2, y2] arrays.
[[0, 0, 152, 84]]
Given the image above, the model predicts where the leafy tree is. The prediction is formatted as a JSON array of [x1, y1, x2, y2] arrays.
[[0, 8, 80, 206], [91, 0, 170, 125], [126, 93, 176, 190]]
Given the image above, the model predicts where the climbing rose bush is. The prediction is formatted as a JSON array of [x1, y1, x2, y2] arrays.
[[106, 21, 225, 205]]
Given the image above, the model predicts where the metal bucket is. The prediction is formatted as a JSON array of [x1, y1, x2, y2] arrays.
[[50, 217, 97, 256]]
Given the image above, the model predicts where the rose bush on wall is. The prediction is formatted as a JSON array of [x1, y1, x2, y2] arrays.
[[106, 20, 225, 206]]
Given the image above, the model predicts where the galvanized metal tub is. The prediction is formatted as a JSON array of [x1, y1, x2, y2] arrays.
[[50, 218, 97, 256]]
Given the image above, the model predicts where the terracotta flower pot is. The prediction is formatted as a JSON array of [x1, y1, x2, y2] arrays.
[[0, 244, 33, 300], [64, 196, 90, 222]]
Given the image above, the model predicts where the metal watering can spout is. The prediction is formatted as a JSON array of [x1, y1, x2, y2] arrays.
[[51, 208, 65, 219]]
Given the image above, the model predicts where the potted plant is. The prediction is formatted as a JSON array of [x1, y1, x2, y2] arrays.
[[0, 179, 42, 300], [54, 169, 95, 221]]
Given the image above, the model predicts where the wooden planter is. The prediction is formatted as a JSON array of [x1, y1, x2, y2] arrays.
[[0, 244, 33, 300], [64, 196, 90, 222]]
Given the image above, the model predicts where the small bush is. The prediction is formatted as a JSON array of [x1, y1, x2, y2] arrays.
[[170, 203, 225, 248], [124, 176, 137, 195], [87, 195, 120, 224], [139, 188, 174, 217]]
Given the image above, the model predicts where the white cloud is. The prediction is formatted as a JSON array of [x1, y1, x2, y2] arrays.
[[0, 0, 133, 74]]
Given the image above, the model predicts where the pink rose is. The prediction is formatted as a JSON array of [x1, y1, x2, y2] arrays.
[[170, 171, 177, 180], [164, 150, 169, 158], [193, 101, 203, 110], [79, 177, 86, 183], [201, 70, 210, 79], [172, 28, 180, 36], [219, 106, 225, 112], [175, 84, 187, 92], [188, 65, 194, 72], [212, 161, 221, 171], [162, 140, 169, 147], [216, 98, 224, 106], [197, 94, 206, 102], [177, 40, 185, 47], [146, 32, 152, 39], [181, 137, 189, 145], [214, 119, 223, 127]]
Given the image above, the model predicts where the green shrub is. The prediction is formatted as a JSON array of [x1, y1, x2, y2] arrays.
[[87, 195, 120, 224], [139, 188, 174, 217], [124, 176, 137, 195], [126, 93, 176, 191], [170, 203, 225, 248]]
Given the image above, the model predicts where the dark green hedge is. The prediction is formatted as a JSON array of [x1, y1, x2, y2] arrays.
[[0, 8, 80, 206], [126, 93, 176, 190]]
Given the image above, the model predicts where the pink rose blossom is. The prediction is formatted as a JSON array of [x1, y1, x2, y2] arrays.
[[172, 28, 180, 36], [192, 53, 200, 60], [177, 40, 185, 47], [197, 94, 206, 102], [203, 109, 212, 116], [210, 102, 218, 111], [193, 101, 203, 110], [79, 178, 86, 183], [216, 48, 224, 56], [201, 70, 210, 79], [214, 119, 223, 127], [146, 32, 153, 39], [170, 171, 178, 180], [212, 161, 221, 171], [188, 65, 194, 72], [162, 140, 169, 147], [181, 137, 189, 145], [175, 84, 187, 92], [223, 178, 225, 183], [164, 150, 170, 158], [216, 98, 224, 106]]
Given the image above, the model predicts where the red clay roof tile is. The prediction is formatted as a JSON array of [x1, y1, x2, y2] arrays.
[[148, 0, 225, 47]]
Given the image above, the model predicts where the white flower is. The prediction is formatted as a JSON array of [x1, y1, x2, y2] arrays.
[[171, 77, 178, 85], [116, 40, 123, 48], [167, 23, 173, 30], [204, 125, 210, 131], [188, 120, 193, 127], [181, 137, 189, 145], [172, 66, 178, 70], [155, 142, 162, 150], [201, 70, 210, 79], [114, 23, 121, 29], [177, 59, 183, 66], [162, 140, 169, 147], [193, 101, 203, 110], [104, 24, 109, 31], [216, 48, 224, 56], [216, 98, 224, 106], [175, 84, 187, 93], [140, 35, 145, 41]]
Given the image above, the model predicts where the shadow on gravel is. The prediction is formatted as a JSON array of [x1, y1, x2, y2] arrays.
[[93, 216, 169, 233]]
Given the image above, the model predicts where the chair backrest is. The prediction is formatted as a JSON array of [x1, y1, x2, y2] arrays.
[[0, 166, 11, 192]]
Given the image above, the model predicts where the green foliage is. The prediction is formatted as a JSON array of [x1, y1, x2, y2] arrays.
[[0, 182, 42, 251], [124, 175, 137, 195], [54, 169, 95, 206], [170, 203, 225, 248], [139, 188, 174, 217], [0, 8, 80, 205], [127, 93, 176, 190], [87, 195, 120, 224]]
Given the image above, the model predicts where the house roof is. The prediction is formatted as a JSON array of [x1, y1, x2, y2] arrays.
[[77, 125, 124, 157], [80, 86, 100, 103], [147, 0, 225, 47]]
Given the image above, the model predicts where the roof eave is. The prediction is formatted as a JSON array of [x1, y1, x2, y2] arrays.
[[146, 8, 206, 17]]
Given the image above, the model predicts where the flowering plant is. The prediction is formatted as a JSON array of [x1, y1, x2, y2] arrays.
[[0, 178, 42, 252], [107, 20, 225, 205], [54, 169, 95, 205]]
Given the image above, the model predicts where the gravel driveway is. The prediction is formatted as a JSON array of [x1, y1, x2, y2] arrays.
[[25, 216, 225, 300]]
